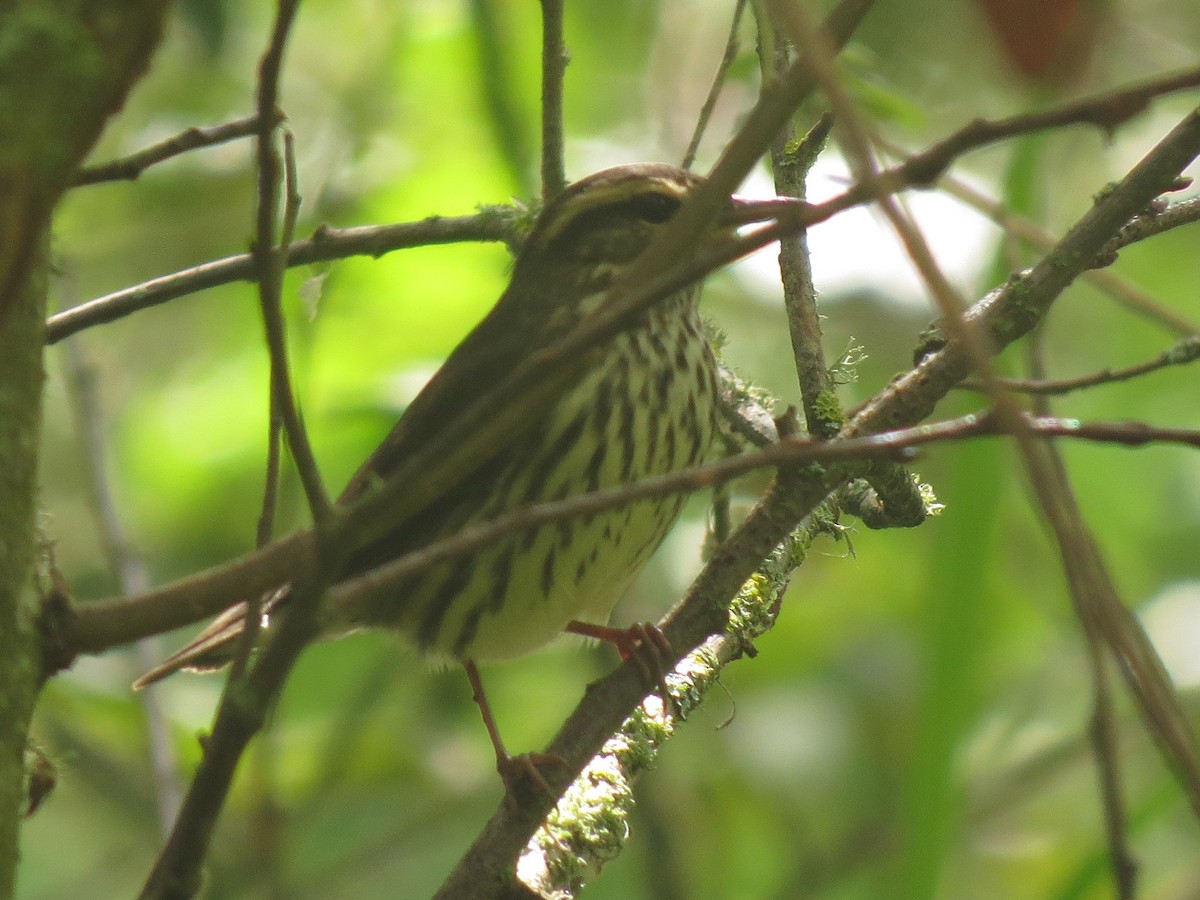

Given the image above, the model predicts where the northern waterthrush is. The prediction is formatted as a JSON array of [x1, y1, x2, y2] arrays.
[[137, 162, 770, 780]]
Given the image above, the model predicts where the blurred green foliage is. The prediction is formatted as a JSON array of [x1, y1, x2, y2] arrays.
[[27, 0, 1200, 897]]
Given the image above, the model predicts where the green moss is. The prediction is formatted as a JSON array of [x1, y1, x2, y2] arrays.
[[810, 388, 846, 433]]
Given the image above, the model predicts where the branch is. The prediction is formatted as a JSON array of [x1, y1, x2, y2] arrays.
[[681, 0, 748, 171], [898, 152, 1200, 336], [897, 66, 1200, 188], [0, 2, 168, 895], [960, 336, 1200, 395], [250, 1, 328, 521], [44, 212, 519, 344], [760, 17, 837, 434], [73, 113, 278, 186], [59, 334, 182, 833]]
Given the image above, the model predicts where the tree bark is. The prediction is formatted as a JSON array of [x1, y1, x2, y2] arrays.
[[0, 3, 167, 895]]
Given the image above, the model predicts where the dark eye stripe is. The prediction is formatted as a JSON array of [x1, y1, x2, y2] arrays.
[[619, 191, 681, 223], [541, 190, 683, 256]]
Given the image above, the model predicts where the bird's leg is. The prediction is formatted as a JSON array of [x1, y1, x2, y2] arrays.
[[462, 660, 564, 806], [565, 621, 676, 713]]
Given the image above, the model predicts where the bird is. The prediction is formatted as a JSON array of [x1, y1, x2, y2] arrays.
[[135, 162, 764, 790]]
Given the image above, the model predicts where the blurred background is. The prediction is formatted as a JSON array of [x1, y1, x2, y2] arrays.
[[27, 0, 1200, 897]]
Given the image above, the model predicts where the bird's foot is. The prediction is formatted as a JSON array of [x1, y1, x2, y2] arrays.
[[566, 620, 677, 716]]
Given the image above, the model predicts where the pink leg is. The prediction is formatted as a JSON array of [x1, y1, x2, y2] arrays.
[[463, 660, 564, 806]]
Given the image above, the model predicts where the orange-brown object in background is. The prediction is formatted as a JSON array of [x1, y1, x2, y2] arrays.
[[976, 0, 1105, 85]]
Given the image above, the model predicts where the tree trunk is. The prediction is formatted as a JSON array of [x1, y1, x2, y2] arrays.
[[0, 4, 168, 895]]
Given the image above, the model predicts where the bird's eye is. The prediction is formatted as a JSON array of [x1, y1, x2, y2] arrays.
[[623, 191, 681, 224]]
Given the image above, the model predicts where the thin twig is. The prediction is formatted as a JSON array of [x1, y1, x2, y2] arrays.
[[254, 131, 304, 551], [73, 113, 281, 186], [280, 130, 302, 249], [960, 336, 1200, 395], [328, 410, 1200, 624], [758, 13, 836, 435], [59, 332, 182, 837], [138, 4, 310, 898], [241, 131, 306, 685], [251, 2, 328, 522], [539, 0, 567, 198], [1040, 444, 1139, 898], [876, 138, 1200, 336], [45, 214, 519, 345], [1104, 192, 1200, 258], [1084, 606, 1138, 899], [763, 4, 934, 537], [681, 0, 748, 170], [896, 65, 1200, 188], [785, 71, 1200, 246], [59, 402, 1200, 664], [779, 119, 841, 423]]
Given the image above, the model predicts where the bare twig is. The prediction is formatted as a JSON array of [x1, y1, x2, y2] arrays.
[[73, 113, 280, 186], [1039, 444, 1139, 899], [759, 14, 837, 436], [1103, 193, 1200, 259], [1083, 601, 1138, 898], [681, 0, 748, 170], [251, 3, 327, 522], [45, 214, 518, 345], [58, 403, 1200, 666], [538, 0, 567, 198], [895, 66, 1200, 188], [876, 138, 1200, 336], [59, 334, 182, 837], [961, 336, 1200, 395], [254, 131, 305, 552]]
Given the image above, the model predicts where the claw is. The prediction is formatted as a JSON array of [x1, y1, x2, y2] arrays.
[[566, 620, 677, 715]]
